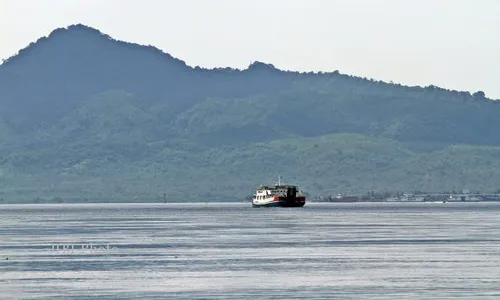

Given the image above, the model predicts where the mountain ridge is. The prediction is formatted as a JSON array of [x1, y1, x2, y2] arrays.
[[1, 23, 495, 100]]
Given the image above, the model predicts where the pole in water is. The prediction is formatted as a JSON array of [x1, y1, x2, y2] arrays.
[[163, 193, 167, 203]]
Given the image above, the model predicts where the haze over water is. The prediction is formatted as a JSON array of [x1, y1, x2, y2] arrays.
[[1, 203, 499, 299]]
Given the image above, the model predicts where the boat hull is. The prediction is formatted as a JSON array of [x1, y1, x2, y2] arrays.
[[252, 202, 305, 208], [252, 197, 306, 208]]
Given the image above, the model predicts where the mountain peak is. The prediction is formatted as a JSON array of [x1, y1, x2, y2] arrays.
[[246, 61, 279, 72], [1, 23, 188, 70], [1, 24, 110, 66], [47, 23, 109, 39]]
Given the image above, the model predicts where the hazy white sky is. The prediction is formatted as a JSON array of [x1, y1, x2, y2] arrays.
[[1, 0, 499, 98]]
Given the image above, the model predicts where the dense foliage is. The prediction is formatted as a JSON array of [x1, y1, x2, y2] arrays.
[[0, 24, 499, 203]]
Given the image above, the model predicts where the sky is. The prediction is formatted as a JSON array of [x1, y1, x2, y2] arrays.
[[1, 0, 499, 98]]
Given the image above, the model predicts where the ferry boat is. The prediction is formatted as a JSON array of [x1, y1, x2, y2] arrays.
[[252, 177, 306, 207]]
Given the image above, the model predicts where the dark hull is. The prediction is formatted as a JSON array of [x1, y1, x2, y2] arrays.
[[252, 200, 306, 208]]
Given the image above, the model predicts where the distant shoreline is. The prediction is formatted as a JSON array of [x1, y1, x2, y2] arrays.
[[2, 200, 500, 205]]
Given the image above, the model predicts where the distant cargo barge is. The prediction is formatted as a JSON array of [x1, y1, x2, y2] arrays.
[[315, 194, 359, 203]]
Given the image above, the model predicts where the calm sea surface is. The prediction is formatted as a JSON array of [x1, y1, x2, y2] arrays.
[[1, 202, 499, 299]]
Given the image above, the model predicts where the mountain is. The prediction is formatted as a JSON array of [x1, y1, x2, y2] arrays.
[[1, 24, 499, 203]]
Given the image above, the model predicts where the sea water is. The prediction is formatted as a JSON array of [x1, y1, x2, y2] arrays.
[[1, 202, 499, 299]]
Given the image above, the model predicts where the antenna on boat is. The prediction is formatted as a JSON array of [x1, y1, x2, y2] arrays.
[[278, 175, 282, 186]]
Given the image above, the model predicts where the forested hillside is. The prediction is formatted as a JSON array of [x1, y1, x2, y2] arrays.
[[0, 24, 499, 203]]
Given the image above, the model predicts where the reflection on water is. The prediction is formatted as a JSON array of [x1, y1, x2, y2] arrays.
[[1, 203, 500, 299]]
